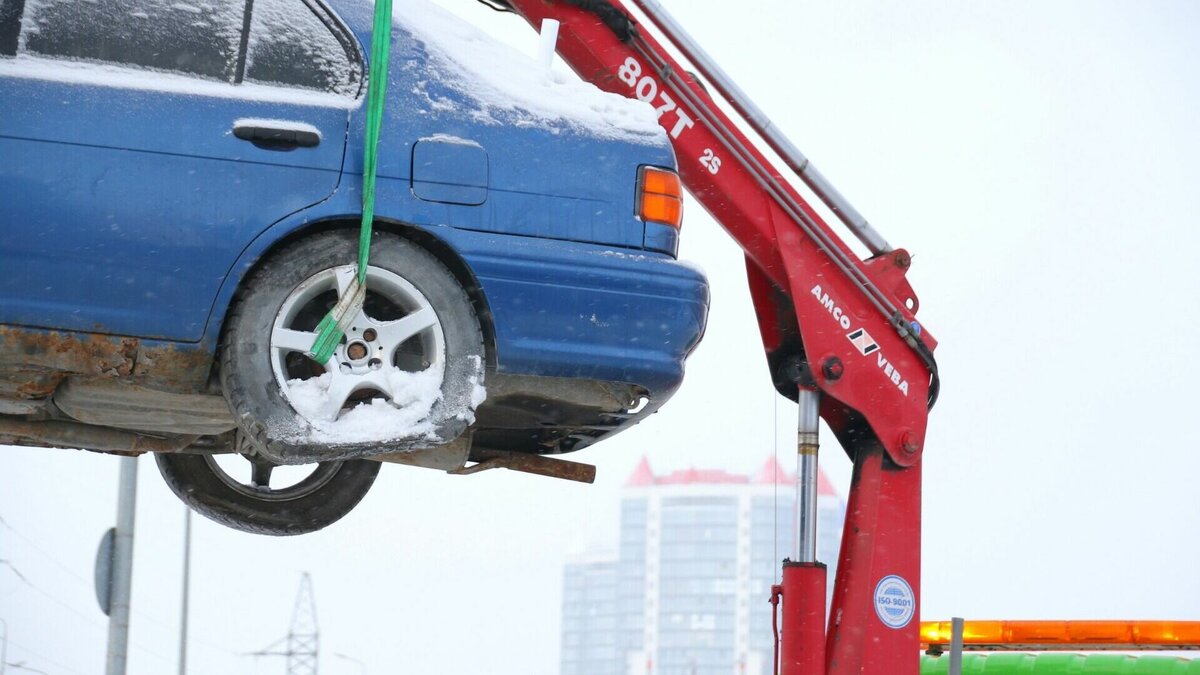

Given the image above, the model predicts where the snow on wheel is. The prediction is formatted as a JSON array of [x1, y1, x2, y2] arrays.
[[273, 264, 446, 435], [221, 229, 485, 465]]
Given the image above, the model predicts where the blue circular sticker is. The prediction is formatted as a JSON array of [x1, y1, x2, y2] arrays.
[[873, 575, 915, 629]]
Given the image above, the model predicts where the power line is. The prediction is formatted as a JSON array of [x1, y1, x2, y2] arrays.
[[0, 512, 240, 659], [0, 516, 93, 589], [4, 633, 91, 675], [0, 558, 177, 667], [1, 559, 107, 631], [6, 661, 50, 675]]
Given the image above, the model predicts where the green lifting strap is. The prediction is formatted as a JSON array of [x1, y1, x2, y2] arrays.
[[308, 0, 394, 365]]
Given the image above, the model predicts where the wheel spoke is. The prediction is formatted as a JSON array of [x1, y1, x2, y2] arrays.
[[368, 369, 408, 406], [319, 370, 363, 421], [270, 262, 448, 431], [271, 327, 321, 354], [375, 306, 438, 352], [250, 457, 275, 489], [333, 265, 357, 300]]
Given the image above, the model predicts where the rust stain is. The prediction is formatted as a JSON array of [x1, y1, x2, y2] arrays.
[[133, 342, 215, 390], [0, 327, 216, 394], [12, 370, 66, 398], [0, 326, 137, 377]]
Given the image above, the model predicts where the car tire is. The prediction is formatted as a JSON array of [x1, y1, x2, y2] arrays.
[[221, 229, 485, 465], [155, 450, 381, 536]]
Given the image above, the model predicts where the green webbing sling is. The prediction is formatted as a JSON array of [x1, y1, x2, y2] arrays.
[[308, 0, 394, 365]]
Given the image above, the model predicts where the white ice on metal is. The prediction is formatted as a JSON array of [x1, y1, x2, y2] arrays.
[[285, 367, 446, 444], [233, 118, 324, 139], [418, 133, 483, 147], [460, 355, 488, 423], [599, 250, 651, 262], [536, 19, 560, 70], [396, 0, 666, 144]]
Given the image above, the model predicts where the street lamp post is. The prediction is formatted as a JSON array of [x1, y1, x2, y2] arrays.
[[105, 455, 138, 675], [179, 508, 191, 675]]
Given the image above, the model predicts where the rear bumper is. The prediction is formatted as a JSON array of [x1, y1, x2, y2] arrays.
[[442, 228, 710, 397], [425, 227, 712, 456]]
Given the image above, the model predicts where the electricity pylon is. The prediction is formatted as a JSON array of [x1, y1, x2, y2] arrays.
[[248, 573, 319, 675], [287, 574, 319, 675]]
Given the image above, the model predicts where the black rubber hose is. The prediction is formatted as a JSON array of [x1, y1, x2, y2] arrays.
[[562, 0, 636, 42]]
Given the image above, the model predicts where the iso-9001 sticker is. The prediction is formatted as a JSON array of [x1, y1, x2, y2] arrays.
[[874, 575, 915, 629]]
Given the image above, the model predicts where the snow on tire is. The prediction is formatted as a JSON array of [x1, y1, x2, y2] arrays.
[[221, 229, 485, 465]]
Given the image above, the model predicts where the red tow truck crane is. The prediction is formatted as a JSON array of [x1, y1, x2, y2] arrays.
[[483, 2, 1200, 673], [498, 0, 938, 672]]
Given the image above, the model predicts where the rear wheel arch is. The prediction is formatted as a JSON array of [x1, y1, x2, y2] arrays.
[[222, 217, 498, 370], [372, 219, 498, 370], [220, 228, 486, 463]]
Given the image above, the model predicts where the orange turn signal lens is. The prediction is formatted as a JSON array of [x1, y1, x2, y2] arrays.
[[638, 166, 683, 228], [640, 193, 683, 228]]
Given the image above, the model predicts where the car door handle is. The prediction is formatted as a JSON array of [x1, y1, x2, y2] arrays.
[[233, 122, 321, 150]]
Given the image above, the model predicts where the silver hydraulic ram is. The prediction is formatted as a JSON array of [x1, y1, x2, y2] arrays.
[[627, 0, 893, 257], [795, 387, 820, 562]]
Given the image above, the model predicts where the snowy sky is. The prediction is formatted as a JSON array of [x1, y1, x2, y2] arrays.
[[3, 1, 1200, 674]]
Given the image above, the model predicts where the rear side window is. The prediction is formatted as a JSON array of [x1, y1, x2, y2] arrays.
[[0, 0, 23, 56], [20, 0, 244, 81], [245, 0, 360, 96]]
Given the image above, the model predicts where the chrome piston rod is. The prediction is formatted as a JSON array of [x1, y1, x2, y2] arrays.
[[795, 388, 821, 562], [628, 0, 893, 256]]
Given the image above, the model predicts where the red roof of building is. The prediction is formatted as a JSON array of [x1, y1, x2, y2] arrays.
[[752, 457, 792, 485], [657, 468, 747, 485], [625, 456, 839, 497], [625, 456, 655, 487], [817, 469, 837, 497]]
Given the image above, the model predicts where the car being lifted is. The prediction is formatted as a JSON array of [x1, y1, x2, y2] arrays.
[[0, 0, 709, 534]]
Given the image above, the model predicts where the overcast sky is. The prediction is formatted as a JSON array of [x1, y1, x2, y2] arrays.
[[3, 1, 1200, 674]]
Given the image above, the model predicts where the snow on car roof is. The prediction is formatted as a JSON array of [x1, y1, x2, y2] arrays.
[[396, 0, 668, 144]]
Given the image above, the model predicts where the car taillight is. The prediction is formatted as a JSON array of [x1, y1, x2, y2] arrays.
[[638, 166, 683, 229]]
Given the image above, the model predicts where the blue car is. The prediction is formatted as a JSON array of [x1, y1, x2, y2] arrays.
[[0, 0, 708, 533]]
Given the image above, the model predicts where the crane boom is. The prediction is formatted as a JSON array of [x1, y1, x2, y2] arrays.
[[497, 1, 941, 672], [504, 0, 938, 461]]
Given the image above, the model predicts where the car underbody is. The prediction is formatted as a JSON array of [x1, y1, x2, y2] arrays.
[[0, 344, 656, 472]]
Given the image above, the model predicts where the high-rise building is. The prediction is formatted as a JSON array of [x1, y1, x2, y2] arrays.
[[559, 457, 845, 675], [561, 549, 621, 675]]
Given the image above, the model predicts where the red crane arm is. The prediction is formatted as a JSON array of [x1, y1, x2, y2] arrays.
[[502, 0, 938, 467], [497, 2, 940, 673]]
